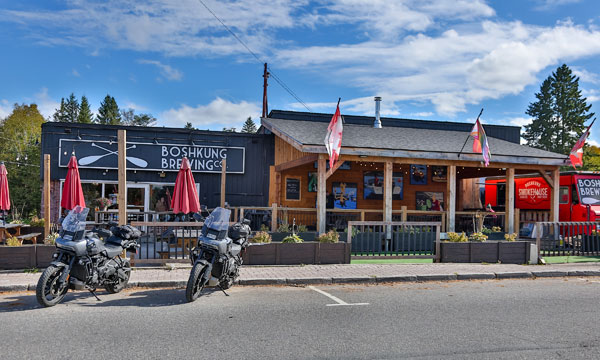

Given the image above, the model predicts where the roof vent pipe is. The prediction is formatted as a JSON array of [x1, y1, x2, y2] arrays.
[[374, 96, 382, 128]]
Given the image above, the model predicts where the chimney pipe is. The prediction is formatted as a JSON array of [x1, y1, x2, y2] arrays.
[[374, 96, 382, 128]]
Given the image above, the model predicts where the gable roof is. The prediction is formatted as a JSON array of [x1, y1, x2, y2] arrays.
[[261, 116, 567, 166]]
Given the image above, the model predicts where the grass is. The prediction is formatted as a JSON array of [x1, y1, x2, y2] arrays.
[[351, 258, 434, 264], [542, 256, 600, 264]]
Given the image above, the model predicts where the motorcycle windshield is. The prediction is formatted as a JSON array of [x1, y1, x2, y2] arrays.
[[203, 207, 230, 232], [61, 206, 90, 232]]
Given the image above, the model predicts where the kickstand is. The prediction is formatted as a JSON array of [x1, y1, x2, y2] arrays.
[[218, 285, 230, 297], [89, 289, 101, 301]]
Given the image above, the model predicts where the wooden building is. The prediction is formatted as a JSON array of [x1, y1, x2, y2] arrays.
[[261, 110, 567, 234]]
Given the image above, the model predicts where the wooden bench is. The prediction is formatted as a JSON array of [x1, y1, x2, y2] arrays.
[[16, 233, 42, 244]]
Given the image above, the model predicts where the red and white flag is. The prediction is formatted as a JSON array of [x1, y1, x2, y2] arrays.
[[570, 118, 596, 169], [324, 99, 343, 170]]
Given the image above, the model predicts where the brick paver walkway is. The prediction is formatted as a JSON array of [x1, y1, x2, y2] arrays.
[[2, 262, 600, 291]]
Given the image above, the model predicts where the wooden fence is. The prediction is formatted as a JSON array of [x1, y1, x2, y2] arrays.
[[534, 222, 600, 257]]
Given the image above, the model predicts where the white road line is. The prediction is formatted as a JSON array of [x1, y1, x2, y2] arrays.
[[308, 286, 369, 306]]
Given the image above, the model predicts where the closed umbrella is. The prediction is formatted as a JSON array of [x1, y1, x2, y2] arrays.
[[0, 162, 10, 224], [171, 157, 200, 215], [61, 155, 85, 211]]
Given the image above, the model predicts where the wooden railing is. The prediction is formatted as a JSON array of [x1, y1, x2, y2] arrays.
[[534, 222, 600, 257]]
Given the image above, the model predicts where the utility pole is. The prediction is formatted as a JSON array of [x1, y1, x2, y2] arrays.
[[262, 63, 269, 118]]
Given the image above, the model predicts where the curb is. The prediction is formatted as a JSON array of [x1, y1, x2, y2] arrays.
[[3, 271, 600, 292]]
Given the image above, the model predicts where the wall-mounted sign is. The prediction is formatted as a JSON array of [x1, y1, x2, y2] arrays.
[[59, 139, 245, 173], [286, 178, 301, 200]]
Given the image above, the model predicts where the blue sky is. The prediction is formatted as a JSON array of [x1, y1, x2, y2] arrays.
[[1, 0, 600, 144]]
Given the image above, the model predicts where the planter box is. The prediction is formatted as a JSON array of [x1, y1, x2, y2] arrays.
[[486, 233, 505, 241], [440, 241, 531, 264], [36, 245, 56, 268], [268, 232, 318, 242], [0, 245, 36, 269], [243, 242, 350, 265]]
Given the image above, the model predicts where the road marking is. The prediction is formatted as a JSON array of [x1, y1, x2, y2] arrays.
[[307, 286, 369, 306]]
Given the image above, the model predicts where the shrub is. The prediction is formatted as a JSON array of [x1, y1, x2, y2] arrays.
[[250, 231, 272, 243], [469, 232, 488, 242], [344, 226, 360, 237], [277, 222, 291, 233], [317, 230, 339, 243], [297, 224, 308, 233], [481, 227, 492, 235], [504, 233, 518, 242], [447, 232, 468, 242], [260, 224, 270, 232], [6, 237, 22, 246], [492, 226, 502, 232], [44, 232, 59, 245], [282, 234, 303, 243]]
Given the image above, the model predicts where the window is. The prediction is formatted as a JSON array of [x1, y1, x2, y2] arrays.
[[150, 185, 175, 212], [572, 185, 579, 205], [496, 183, 506, 205], [559, 186, 569, 204]]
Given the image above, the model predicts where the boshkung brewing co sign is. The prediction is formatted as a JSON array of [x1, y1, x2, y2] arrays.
[[59, 139, 245, 173]]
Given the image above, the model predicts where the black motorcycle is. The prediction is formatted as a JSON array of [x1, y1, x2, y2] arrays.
[[186, 207, 251, 302], [36, 206, 140, 307]]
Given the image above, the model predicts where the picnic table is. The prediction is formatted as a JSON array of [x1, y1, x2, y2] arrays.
[[0, 223, 41, 245]]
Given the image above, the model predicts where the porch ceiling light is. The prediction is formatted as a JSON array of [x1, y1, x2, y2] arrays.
[[358, 155, 367, 158]]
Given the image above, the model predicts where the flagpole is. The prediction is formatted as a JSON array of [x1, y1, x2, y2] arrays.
[[458, 108, 483, 158]]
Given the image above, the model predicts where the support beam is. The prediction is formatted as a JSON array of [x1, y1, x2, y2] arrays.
[[220, 158, 227, 207], [550, 168, 560, 222], [505, 168, 515, 234], [117, 130, 127, 226], [447, 165, 456, 232], [384, 161, 392, 239], [317, 154, 326, 235], [326, 159, 345, 180], [43, 154, 51, 237], [537, 169, 554, 189], [274, 154, 318, 172]]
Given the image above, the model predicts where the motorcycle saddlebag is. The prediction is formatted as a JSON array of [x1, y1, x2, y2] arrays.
[[114, 225, 142, 240], [229, 223, 250, 243]]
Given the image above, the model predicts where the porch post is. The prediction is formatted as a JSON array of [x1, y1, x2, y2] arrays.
[[317, 154, 327, 235], [550, 168, 560, 222], [505, 168, 515, 234], [384, 160, 392, 239], [447, 165, 456, 232]]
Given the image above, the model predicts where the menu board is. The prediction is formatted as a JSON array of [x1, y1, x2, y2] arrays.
[[286, 178, 301, 200]]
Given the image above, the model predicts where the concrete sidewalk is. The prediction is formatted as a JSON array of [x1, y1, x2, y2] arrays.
[[2, 262, 600, 292]]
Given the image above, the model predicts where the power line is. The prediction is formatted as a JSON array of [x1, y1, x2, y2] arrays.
[[196, 0, 312, 112]]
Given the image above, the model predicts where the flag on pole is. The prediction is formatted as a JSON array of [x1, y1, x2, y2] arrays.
[[324, 99, 343, 170], [470, 113, 491, 167], [569, 118, 596, 169]]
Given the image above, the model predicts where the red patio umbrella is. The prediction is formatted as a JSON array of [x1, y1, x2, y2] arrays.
[[0, 162, 10, 223], [171, 157, 200, 214], [61, 155, 85, 211]]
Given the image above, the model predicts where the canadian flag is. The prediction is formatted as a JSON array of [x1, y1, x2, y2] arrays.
[[570, 118, 595, 169], [324, 100, 343, 170]]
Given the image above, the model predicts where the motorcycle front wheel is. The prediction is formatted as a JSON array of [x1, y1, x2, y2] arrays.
[[185, 263, 209, 302], [36, 265, 69, 307]]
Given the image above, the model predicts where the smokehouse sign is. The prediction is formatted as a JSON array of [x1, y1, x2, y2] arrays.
[[59, 139, 245, 174]]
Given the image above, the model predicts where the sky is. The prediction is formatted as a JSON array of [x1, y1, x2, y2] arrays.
[[1, 0, 600, 144]]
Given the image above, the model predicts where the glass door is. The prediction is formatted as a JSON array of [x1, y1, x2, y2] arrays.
[[127, 184, 150, 221]]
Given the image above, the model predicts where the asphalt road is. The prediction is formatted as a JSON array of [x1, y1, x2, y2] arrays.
[[1, 278, 600, 359]]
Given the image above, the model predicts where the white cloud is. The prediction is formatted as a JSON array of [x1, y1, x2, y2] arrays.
[[507, 116, 532, 128], [412, 111, 434, 117], [583, 89, 600, 102], [160, 97, 260, 130], [534, 0, 582, 11], [276, 21, 600, 116], [138, 59, 183, 81], [572, 67, 600, 84], [72, 69, 80, 77], [0, 88, 60, 120], [0, 99, 11, 119]]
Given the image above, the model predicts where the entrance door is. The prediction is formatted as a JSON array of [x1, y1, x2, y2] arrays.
[[127, 184, 150, 222]]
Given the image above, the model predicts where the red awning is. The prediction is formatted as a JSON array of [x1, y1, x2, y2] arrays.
[[171, 157, 200, 214], [0, 162, 10, 211], [61, 155, 85, 210]]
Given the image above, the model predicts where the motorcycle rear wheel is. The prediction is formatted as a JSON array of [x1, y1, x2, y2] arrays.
[[36, 265, 69, 307], [105, 263, 131, 294], [186, 263, 208, 302]]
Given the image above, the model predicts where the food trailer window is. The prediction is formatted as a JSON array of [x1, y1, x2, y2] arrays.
[[559, 186, 569, 204]]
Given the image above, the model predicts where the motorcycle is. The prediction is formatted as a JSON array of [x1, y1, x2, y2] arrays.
[[185, 207, 251, 302], [36, 206, 140, 307]]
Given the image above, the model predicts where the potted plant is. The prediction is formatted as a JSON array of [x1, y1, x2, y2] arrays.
[[95, 197, 112, 211], [296, 224, 317, 242]]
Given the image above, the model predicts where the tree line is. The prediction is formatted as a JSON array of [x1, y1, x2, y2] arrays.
[[53, 93, 156, 126]]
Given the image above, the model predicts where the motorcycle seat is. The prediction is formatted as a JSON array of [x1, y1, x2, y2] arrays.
[[104, 243, 123, 258]]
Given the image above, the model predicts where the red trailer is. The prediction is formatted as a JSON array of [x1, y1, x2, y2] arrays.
[[485, 172, 600, 222]]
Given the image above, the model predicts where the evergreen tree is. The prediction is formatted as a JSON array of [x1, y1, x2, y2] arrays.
[[96, 94, 121, 125], [241, 117, 257, 133], [77, 95, 93, 123], [53, 98, 67, 122], [184, 122, 194, 129], [64, 93, 79, 123], [523, 64, 594, 154]]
